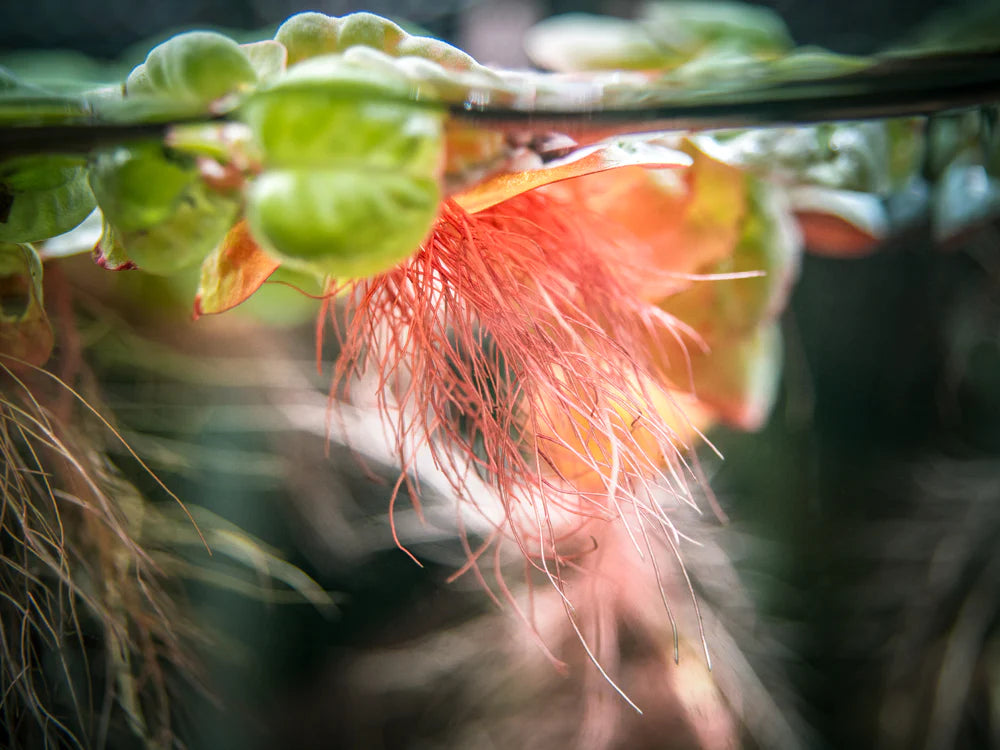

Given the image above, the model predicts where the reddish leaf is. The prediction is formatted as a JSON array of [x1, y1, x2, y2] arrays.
[[92, 220, 138, 271], [193, 219, 280, 318], [788, 186, 887, 258]]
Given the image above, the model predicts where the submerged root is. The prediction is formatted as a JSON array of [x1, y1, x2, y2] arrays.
[[328, 191, 714, 698], [0, 360, 200, 750]]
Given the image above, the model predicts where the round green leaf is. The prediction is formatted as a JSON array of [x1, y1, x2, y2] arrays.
[[89, 143, 239, 275], [0, 155, 96, 243], [275, 12, 343, 65], [246, 168, 439, 278], [239, 55, 443, 175], [89, 143, 196, 232], [275, 12, 407, 64], [126, 31, 257, 104], [240, 40, 288, 81], [336, 12, 408, 53], [111, 184, 240, 275]]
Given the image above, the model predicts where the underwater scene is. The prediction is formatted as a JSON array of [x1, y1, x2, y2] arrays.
[[2, 1, 1000, 748]]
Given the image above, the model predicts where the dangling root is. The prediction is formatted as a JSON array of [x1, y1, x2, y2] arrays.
[[0, 358, 200, 749], [326, 190, 714, 696]]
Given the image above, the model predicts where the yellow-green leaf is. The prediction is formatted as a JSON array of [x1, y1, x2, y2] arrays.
[[686, 322, 783, 431], [194, 220, 280, 317], [92, 218, 138, 271]]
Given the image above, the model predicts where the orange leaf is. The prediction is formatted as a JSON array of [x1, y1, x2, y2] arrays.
[[536, 371, 714, 493], [658, 322, 782, 432], [193, 219, 280, 318], [788, 186, 887, 258], [548, 145, 750, 295], [796, 211, 882, 257], [452, 138, 691, 214]]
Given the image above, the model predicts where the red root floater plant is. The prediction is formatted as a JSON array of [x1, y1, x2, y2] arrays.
[[10, 6, 989, 747], [51, 11, 798, 720]]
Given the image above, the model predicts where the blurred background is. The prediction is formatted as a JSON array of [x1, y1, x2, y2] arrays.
[[3, 1, 1000, 749], [0, 0, 983, 63]]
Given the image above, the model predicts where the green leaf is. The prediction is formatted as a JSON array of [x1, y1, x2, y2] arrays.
[[246, 168, 439, 278], [687, 321, 783, 431], [276, 11, 471, 66], [89, 143, 197, 233], [0, 52, 125, 97], [933, 162, 1000, 241], [524, 14, 674, 72], [0, 242, 53, 366], [693, 121, 904, 195], [240, 40, 288, 82], [0, 66, 91, 124], [228, 265, 325, 327], [125, 31, 257, 105], [0, 155, 96, 243], [641, 1, 793, 59], [525, 1, 792, 73], [273, 12, 502, 101], [123, 189, 238, 276], [334, 12, 409, 54], [276, 11, 441, 66], [712, 178, 801, 330], [89, 142, 240, 274], [275, 12, 356, 65], [886, 117, 925, 188], [0, 66, 41, 93], [891, 1, 1000, 54], [925, 110, 986, 180], [394, 34, 481, 71], [239, 53, 444, 175], [92, 218, 137, 271], [164, 121, 258, 164], [765, 46, 871, 80]]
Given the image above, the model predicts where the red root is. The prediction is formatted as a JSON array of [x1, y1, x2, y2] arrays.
[[327, 190, 710, 691]]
